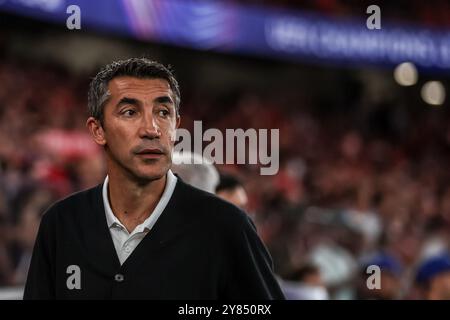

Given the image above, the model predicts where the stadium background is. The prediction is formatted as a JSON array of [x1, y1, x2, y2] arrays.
[[0, 0, 449, 299]]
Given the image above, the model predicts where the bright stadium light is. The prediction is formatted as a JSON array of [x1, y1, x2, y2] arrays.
[[421, 81, 446, 106], [393, 62, 418, 86]]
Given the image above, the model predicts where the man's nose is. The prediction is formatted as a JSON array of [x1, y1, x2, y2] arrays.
[[139, 111, 161, 139]]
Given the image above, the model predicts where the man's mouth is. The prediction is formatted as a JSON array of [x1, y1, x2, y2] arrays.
[[135, 148, 164, 158]]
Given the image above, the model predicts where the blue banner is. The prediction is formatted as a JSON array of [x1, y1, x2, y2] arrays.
[[1, 0, 449, 71]]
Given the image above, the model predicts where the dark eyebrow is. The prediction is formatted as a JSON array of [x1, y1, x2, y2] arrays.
[[117, 97, 140, 107], [154, 96, 174, 106]]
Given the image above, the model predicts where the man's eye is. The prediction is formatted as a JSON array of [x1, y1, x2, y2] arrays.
[[122, 110, 136, 116], [159, 109, 170, 117]]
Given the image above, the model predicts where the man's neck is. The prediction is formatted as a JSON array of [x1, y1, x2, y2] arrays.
[[107, 171, 167, 233]]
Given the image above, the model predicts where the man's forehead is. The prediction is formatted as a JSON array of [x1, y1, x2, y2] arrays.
[[108, 76, 173, 96]]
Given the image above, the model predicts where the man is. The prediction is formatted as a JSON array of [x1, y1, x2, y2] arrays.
[[356, 252, 403, 300], [23, 58, 284, 300], [171, 151, 220, 193], [415, 253, 450, 300], [279, 263, 329, 300], [216, 173, 249, 211]]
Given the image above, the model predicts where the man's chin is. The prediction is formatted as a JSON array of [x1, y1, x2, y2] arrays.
[[132, 166, 169, 184], [136, 171, 165, 182]]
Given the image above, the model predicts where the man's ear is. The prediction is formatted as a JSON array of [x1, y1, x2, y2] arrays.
[[176, 115, 181, 129], [86, 117, 106, 146], [170, 115, 181, 144]]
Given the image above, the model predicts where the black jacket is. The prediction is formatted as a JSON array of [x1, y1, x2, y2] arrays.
[[23, 178, 285, 299]]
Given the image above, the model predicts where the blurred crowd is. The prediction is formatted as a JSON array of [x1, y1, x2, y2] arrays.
[[0, 57, 449, 300]]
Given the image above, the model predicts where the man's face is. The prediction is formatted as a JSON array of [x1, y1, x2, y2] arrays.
[[89, 76, 180, 182]]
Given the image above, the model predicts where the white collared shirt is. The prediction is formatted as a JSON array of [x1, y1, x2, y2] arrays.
[[102, 170, 177, 265]]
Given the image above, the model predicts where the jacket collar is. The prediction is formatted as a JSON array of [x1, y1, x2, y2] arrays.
[[82, 175, 198, 275], [102, 170, 177, 234]]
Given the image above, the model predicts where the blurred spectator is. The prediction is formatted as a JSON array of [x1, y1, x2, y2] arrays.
[[356, 252, 403, 300], [280, 262, 329, 300], [216, 173, 249, 211], [171, 151, 220, 193], [415, 254, 450, 300]]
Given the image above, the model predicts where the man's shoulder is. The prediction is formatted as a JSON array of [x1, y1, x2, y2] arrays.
[[42, 184, 103, 222], [175, 179, 250, 227]]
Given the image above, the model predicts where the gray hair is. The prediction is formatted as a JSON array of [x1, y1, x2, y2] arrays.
[[171, 152, 220, 193], [88, 57, 181, 124]]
